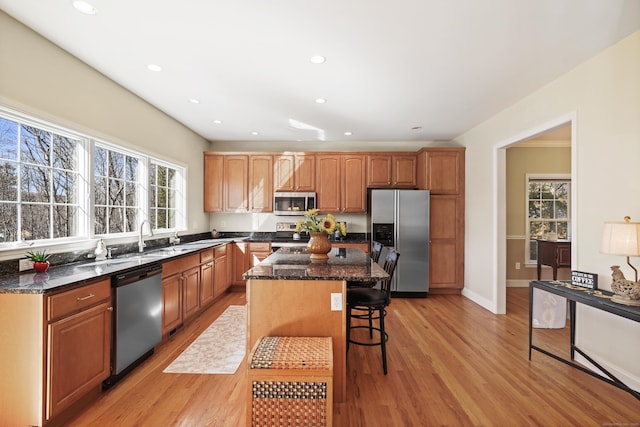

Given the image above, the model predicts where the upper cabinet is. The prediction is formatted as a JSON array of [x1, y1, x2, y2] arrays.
[[249, 155, 273, 212], [416, 148, 464, 194], [366, 153, 417, 188], [204, 153, 273, 213], [316, 154, 366, 213], [274, 154, 315, 192]]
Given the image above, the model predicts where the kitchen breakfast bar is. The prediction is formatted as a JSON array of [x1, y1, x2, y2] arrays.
[[242, 247, 388, 403]]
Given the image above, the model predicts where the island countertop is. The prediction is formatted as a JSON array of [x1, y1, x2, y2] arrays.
[[242, 247, 388, 282]]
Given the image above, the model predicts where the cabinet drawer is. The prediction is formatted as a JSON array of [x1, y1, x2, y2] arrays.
[[214, 244, 227, 258], [162, 253, 199, 277], [248, 242, 270, 252], [47, 279, 111, 322], [200, 248, 214, 264]]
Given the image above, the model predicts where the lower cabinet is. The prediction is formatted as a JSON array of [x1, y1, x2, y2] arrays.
[[214, 245, 228, 297], [182, 266, 200, 322], [200, 249, 215, 308], [333, 242, 370, 254], [230, 242, 270, 286]]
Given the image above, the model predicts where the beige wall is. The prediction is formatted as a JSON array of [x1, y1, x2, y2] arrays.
[[506, 145, 571, 283], [458, 31, 640, 389], [0, 12, 212, 249]]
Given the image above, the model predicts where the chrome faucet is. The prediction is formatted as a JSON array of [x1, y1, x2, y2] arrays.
[[138, 220, 153, 252]]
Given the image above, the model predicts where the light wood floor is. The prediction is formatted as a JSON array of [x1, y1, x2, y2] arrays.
[[67, 288, 639, 426]]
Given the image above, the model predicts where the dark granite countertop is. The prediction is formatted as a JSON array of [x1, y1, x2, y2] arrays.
[[242, 247, 387, 282], [0, 238, 235, 294]]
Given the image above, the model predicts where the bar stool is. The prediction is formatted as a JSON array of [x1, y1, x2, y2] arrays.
[[346, 249, 399, 374]]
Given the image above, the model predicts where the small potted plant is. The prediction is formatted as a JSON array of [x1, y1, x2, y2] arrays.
[[26, 249, 51, 273]]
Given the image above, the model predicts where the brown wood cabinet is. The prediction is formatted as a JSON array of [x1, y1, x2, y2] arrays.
[[248, 242, 271, 267], [249, 155, 273, 212], [46, 279, 112, 421], [224, 155, 249, 212], [203, 154, 224, 212], [230, 241, 271, 287], [274, 154, 315, 191], [316, 154, 366, 213], [214, 244, 229, 297], [367, 153, 417, 188], [199, 249, 215, 308], [162, 253, 200, 336], [417, 147, 465, 294], [332, 242, 370, 253]]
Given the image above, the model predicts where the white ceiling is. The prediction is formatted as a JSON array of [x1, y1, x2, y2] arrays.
[[2, 1, 639, 144]]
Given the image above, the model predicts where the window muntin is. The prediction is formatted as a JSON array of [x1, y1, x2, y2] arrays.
[[0, 115, 81, 243], [526, 175, 571, 262]]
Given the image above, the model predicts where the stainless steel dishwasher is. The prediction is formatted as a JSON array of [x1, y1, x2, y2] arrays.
[[103, 263, 163, 388]]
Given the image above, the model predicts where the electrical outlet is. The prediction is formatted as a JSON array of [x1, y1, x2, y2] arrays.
[[19, 259, 33, 272], [330, 293, 342, 311], [515, 262, 521, 270]]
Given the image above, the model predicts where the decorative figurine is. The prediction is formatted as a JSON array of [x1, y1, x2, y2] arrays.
[[609, 265, 640, 306]]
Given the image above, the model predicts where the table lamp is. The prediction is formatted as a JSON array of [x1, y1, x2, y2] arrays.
[[601, 216, 640, 306]]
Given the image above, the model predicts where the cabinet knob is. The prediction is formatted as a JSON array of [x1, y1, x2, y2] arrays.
[[107, 306, 113, 311]]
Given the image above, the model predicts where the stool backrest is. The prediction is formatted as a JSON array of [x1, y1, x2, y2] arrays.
[[380, 249, 400, 301], [370, 241, 383, 263]]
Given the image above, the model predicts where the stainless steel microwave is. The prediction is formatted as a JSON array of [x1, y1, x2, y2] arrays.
[[273, 192, 316, 216]]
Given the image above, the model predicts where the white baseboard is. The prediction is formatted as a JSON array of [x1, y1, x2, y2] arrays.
[[461, 287, 498, 313]]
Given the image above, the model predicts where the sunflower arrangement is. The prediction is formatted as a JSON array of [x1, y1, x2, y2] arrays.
[[296, 209, 345, 235]]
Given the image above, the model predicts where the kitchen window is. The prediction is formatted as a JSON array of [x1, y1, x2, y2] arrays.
[[526, 174, 571, 263], [0, 106, 185, 248]]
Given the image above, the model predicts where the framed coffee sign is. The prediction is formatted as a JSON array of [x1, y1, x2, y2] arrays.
[[571, 270, 598, 290]]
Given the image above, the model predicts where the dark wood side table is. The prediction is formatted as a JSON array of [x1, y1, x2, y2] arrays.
[[537, 239, 571, 280], [529, 280, 640, 400]]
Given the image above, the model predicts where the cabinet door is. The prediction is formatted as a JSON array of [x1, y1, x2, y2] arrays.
[[204, 154, 224, 212], [182, 267, 200, 321], [224, 155, 249, 211], [316, 155, 341, 212], [393, 155, 417, 187], [295, 155, 315, 191], [231, 242, 248, 285], [249, 155, 273, 212], [429, 195, 463, 291], [200, 261, 214, 308], [47, 301, 111, 420], [341, 154, 366, 212], [162, 274, 182, 335], [274, 155, 294, 191], [422, 150, 463, 194], [214, 255, 228, 297], [367, 155, 392, 187]]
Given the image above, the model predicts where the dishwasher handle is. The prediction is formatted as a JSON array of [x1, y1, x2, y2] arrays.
[[112, 263, 162, 287]]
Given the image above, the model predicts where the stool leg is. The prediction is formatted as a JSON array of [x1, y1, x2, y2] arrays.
[[379, 307, 387, 375], [368, 307, 374, 338]]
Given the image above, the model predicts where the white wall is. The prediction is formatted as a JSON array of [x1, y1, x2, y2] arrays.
[[457, 31, 640, 389], [0, 12, 212, 244]]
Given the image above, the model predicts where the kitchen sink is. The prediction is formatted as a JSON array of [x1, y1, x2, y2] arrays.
[[78, 259, 133, 268]]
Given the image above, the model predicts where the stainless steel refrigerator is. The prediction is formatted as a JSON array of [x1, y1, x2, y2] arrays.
[[369, 189, 430, 296]]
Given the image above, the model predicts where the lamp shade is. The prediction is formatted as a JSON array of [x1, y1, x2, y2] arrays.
[[601, 221, 640, 256]]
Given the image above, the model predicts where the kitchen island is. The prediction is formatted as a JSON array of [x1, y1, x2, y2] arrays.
[[242, 247, 388, 403]]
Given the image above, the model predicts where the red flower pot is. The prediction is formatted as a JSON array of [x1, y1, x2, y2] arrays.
[[33, 261, 50, 273]]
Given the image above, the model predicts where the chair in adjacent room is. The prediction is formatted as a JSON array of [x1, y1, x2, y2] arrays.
[[346, 248, 399, 375]]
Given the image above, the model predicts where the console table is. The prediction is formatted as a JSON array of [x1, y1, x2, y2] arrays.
[[528, 280, 640, 400], [536, 240, 571, 280]]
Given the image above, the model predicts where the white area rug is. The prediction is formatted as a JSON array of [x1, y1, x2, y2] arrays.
[[163, 305, 246, 375]]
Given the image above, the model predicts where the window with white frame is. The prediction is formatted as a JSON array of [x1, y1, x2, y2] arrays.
[[0, 114, 84, 244], [150, 161, 183, 231], [94, 144, 144, 235], [0, 106, 185, 247], [526, 174, 571, 263]]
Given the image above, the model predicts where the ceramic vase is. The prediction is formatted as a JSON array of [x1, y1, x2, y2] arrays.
[[307, 232, 331, 260], [33, 261, 49, 273]]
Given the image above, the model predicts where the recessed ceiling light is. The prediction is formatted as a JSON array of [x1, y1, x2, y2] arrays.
[[147, 64, 162, 72], [188, 98, 200, 104], [344, 131, 353, 136], [315, 98, 327, 104], [72, 1, 97, 15], [251, 131, 259, 136], [213, 120, 222, 124], [310, 55, 326, 64]]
